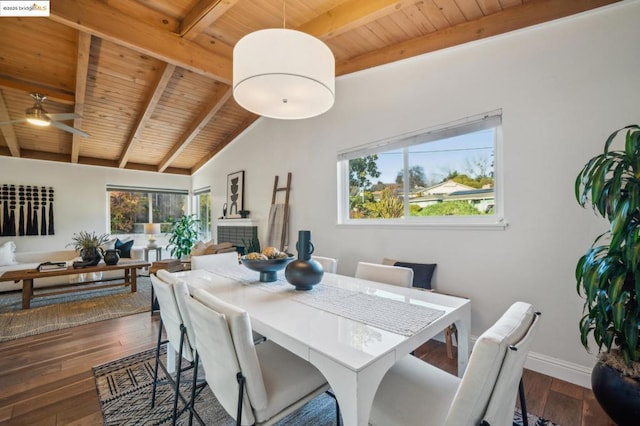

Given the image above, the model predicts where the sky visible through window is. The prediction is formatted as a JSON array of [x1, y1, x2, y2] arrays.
[[374, 129, 495, 185]]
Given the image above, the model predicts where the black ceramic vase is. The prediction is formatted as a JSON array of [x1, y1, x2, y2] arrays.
[[80, 247, 102, 265], [103, 249, 120, 265], [285, 230, 323, 291]]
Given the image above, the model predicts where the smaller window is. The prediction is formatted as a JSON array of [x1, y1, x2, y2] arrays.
[[337, 110, 504, 228], [194, 187, 212, 241]]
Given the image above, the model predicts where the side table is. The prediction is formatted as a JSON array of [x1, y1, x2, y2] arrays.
[[143, 246, 163, 263]]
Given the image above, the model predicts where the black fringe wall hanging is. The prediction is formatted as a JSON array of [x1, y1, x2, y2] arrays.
[[0, 184, 55, 236]]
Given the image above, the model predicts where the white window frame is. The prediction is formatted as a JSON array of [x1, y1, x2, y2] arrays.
[[337, 110, 506, 230], [193, 186, 212, 241]]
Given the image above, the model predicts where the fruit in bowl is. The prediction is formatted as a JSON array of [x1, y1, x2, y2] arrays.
[[241, 247, 294, 282]]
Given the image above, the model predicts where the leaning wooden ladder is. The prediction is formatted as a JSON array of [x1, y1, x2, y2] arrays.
[[271, 173, 292, 251]]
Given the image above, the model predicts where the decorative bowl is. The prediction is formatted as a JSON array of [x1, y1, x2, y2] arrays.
[[240, 255, 295, 282]]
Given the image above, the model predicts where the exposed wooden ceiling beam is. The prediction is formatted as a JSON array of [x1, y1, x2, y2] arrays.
[[4, 149, 190, 175], [191, 113, 259, 173], [71, 32, 92, 163], [180, 0, 240, 39], [0, 91, 20, 157], [299, 0, 410, 39], [336, 0, 619, 76], [0, 75, 75, 105], [118, 63, 177, 169], [49, 0, 233, 84], [158, 87, 233, 173]]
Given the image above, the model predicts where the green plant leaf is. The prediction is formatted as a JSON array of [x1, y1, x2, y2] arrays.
[[609, 273, 626, 304], [612, 302, 625, 331]]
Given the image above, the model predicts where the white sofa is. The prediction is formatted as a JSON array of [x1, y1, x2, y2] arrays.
[[0, 247, 145, 292]]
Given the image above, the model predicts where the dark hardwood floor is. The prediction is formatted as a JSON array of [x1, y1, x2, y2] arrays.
[[0, 313, 616, 425]]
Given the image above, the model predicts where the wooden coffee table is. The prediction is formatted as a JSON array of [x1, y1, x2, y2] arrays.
[[1, 260, 150, 309]]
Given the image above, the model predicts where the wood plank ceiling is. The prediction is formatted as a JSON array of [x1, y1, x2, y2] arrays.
[[0, 0, 619, 175]]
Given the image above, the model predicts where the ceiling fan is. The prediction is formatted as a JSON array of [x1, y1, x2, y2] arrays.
[[0, 92, 90, 137]]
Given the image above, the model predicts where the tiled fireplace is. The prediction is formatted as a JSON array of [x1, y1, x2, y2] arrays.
[[216, 219, 257, 254]]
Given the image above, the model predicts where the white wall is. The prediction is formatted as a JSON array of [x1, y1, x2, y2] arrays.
[[0, 157, 190, 252], [192, 1, 640, 387]]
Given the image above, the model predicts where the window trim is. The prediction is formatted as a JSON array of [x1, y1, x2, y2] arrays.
[[337, 110, 506, 230], [193, 187, 212, 240]]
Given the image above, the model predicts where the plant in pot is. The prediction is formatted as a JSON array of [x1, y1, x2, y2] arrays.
[[68, 230, 111, 265], [575, 124, 640, 425], [167, 214, 200, 261]]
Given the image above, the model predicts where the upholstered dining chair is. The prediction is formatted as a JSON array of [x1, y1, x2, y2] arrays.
[[185, 288, 340, 426], [311, 255, 338, 273], [355, 261, 414, 287], [190, 252, 265, 345], [191, 251, 239, 270], [382, 258, 462, 359], [369, 301, 541, 426], [150, 270, 205, 425]]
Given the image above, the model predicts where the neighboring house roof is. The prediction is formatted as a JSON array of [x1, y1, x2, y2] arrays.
[[422, 180, 476, 195]]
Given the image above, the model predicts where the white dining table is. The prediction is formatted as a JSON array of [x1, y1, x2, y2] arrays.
[[174, 265, 471, 426]]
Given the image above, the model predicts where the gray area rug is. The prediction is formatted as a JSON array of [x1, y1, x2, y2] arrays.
[[94, 346, 338, 426], [0, 277, 152, 342], [94, 346, 559, 426]]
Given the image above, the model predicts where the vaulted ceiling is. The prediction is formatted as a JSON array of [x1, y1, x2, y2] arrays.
[[0, 0, 618, 175]]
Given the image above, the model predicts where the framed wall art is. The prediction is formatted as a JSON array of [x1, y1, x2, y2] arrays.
[[226, 171, 244, 218]]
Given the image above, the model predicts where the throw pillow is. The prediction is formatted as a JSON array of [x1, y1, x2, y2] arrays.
[[190, 240, 206, 256], [100, 237, 117, 251], [0, 241, 17, 266], [191, 240, 215, 256], [393, 261, 437, 290], [115, 238, 134, 258]]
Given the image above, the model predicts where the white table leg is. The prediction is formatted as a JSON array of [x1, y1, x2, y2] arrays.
[[167, 342, 177, 374], [455, 308, 471, 376], [309, 349, 396, 426]]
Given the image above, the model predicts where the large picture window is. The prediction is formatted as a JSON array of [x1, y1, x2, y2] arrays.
[[338, 110, 504, 228], [107, 185, 189, 234]]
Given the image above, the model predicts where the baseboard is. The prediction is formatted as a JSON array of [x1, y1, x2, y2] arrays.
[[524, 351, 593, 389], [434, 332, 594, 389]]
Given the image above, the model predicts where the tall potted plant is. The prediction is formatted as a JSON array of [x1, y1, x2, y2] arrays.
[[167, 214, 200, 260], [575, 124, 640, 425]]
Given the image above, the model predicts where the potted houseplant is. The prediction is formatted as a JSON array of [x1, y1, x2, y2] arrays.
[[68, 230, 111, 264], [167, 214, 200, 260], [575, 124, 640, 425]]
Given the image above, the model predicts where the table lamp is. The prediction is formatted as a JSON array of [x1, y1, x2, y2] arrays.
[[144, 223, 161, 248]]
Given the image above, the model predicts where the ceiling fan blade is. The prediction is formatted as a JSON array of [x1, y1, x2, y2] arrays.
[[46, 113, 81, 121], [0, 119, 27, 125], [50, 120, 90, 138]]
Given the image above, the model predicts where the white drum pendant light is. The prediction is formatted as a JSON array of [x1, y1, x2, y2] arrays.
[[233, 28, 335, 120]]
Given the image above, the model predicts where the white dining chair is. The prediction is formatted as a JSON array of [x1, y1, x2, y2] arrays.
[[185, 288, 340, 426], [150, 270, 205, 425], [191, 251, 239, 270], [190, 252, 265, 345], [369, 302, 541, 426], [355, 261, 413, 287], [311, 255, 338, 273], [172, 278, 207, 425]]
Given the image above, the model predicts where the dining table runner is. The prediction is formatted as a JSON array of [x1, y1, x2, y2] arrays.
[[204, 267, 445, 337]]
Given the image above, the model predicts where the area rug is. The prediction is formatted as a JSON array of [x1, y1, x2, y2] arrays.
[[94, 346, 559, 426], [0, 277, 152, 342]]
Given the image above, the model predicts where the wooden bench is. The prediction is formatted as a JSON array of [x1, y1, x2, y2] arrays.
[[1, 260, 150, 309]]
